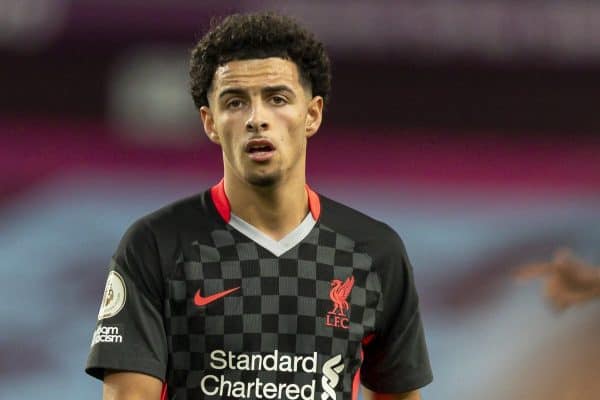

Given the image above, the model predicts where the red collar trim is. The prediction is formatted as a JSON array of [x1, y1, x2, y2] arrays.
[[210, 179, 231, 223], [306, 184, 321, 221], [210, 179, 321, 223]]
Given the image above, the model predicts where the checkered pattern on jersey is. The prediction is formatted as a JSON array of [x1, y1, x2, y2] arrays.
[[164, 223, 383, 400]]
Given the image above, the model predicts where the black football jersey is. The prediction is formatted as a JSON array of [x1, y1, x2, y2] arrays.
[[86, 180, 432, 400]]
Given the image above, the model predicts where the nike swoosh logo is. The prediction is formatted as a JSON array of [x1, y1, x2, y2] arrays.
[[194, 287, 240, 306]]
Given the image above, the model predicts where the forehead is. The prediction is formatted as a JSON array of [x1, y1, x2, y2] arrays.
[[212, 57, 304, 93]]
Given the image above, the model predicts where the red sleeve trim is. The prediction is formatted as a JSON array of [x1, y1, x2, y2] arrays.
[[160, 383, 167, 400], [352, 368, 361, 400], [362, 333, 376, 346], [352, 349, 364, 400]]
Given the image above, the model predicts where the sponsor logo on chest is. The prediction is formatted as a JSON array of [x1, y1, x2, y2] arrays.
[[200, 350, 344, 400]]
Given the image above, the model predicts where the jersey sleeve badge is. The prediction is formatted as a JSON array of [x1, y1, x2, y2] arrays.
[[98, 270, 127, 320]]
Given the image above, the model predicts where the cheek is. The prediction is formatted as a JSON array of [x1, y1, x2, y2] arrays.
[[280, 111, 308, 160], [215, 113, 234, 134], [279, 108, 307, 137], [215, 114, 243, 149]]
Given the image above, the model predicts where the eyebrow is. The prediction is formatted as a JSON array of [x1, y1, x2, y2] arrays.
[[218, 88, 246, 99], [263, 85, 296, 97], [218, 85, 296, 100]]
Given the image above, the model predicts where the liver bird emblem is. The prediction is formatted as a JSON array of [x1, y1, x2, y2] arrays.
[[329, 276, 355, 316]]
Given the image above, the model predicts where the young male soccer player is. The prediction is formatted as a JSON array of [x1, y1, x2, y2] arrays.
[[86, 13, 433, 400]]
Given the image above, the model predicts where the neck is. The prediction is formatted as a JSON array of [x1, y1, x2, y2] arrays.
[[224, 173, 309, 241]]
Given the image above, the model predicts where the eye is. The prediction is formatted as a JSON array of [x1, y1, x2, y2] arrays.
[[270, 95, 288, 105], [226, 98, 244, 109]]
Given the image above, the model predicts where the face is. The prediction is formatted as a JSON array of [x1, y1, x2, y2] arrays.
[[200, 57, 323, 188]]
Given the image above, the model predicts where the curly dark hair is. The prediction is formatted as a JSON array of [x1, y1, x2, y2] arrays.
[[189, 12, 331, 109]]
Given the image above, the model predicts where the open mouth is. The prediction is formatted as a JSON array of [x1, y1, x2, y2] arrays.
[[245, 139, 275, 154], [247, 144, 274, 153], [245, 139, 276, 162]]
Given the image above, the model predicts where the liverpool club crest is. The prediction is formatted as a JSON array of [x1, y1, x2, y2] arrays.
[[325, 276, 354, 329]]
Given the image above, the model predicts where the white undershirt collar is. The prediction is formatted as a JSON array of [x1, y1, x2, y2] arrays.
[[228, 212, 316, 257]]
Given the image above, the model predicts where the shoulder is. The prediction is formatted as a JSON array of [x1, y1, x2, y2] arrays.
[[111, 192, 217, 290], [124, 191, 215, 238], [318, 194, 406, 257], [141, 191, 211, 230], [115, 191, 217, 259], [319, 194, 396, 236]]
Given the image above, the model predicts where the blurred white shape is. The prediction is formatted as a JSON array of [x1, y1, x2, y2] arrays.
[[108, 46, 202, 146], [0, 0, 67, 50]]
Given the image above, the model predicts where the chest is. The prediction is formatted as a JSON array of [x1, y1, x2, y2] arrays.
[[163, 227, 381, 356]]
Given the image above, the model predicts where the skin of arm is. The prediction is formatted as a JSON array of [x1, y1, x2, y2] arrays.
[[103, 371, 163, 400], [362, 386, 421, 400]]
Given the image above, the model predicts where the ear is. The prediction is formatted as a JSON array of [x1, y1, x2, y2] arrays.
[[200, 106, 220, 145], [305, 96, 323, 138]]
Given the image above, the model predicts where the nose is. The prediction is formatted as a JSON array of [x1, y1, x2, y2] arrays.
[[245, 101, 269, 132]]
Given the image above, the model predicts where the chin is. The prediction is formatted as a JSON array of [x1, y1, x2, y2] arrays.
[[246, 172, 280, 187]]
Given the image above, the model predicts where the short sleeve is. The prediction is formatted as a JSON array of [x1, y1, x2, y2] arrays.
[[85, 220, 168, 381], [360, 232, 433, 392]]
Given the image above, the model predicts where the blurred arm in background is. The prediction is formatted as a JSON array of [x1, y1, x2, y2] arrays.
[[516, 248, 600, 311]]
